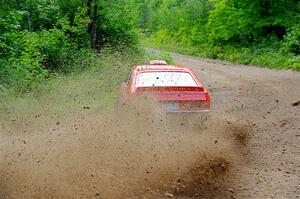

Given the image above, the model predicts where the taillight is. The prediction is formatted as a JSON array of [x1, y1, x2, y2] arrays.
[[205, 93, 210, 101]]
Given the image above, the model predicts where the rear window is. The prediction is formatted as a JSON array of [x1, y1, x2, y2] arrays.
[[136, 71, 198, 87]]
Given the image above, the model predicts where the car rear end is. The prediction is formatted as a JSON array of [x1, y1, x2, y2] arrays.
[[133, 65, 210, 113], [161, 92, 210, 113]]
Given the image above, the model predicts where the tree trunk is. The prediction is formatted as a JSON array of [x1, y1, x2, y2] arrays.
[[87, 0, 92, 17], [87, 0, 92, 34], [91, 0, 98, 49]]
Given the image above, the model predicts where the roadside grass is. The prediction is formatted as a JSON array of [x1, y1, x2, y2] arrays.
[[0, 48, 173, 118], [142, 37, 300, 71]]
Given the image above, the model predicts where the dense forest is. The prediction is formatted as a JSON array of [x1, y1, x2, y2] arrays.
[[134, 0, 300, 70], [0, 0, 138, 92], [0, 0, 299, 93]]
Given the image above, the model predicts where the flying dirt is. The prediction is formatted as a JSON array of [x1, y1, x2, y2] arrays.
[[1, 50, 299, 198], [0, 94, 251, 199]]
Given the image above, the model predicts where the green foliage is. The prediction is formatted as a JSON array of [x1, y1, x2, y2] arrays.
[[206, 0, 253, 44], [57, 8, 91, 49], [282, 25, 300, 54], [143, 37, 300, 71], [0, 48, 145, 113], [0, 29, 70, 90], [133, 0, 300, 70], [0, 0, 139, 93], [98, 0, 138, 46], [206, 0, 300, 44]]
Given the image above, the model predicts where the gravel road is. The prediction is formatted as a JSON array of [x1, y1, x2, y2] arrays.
[[1, 50, 299, 199], [167, 50, 300, 198]]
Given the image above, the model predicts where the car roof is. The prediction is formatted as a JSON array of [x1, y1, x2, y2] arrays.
[[134, 65, 192, 72]]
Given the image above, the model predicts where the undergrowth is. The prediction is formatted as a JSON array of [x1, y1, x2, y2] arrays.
[[142, 36, 300, 71], [0, 48, 173, 114]]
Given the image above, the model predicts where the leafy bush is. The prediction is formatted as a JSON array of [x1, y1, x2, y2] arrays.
[[37, 29, 70, 69], [0, 29, 68, 90], [282, 25, 300, 54], [0, 48, 145, 112]]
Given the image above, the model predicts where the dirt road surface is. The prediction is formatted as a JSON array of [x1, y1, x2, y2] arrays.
[[167, 49, 300, 198], [1, 49, 299, 199]]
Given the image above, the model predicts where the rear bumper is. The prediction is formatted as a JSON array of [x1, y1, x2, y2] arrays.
[[161, 101, 210, 113], [165, 109, 210, 113]]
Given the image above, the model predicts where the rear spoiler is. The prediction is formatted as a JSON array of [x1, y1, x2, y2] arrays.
[[136, 86, 204, 92], [149, 60, 167, 65]]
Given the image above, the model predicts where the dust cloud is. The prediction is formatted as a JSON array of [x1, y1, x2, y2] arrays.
[[0, 95, 251, 198]]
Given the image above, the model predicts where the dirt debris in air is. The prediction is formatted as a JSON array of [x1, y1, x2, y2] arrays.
[[291, 100, 300, 106], [0, 95, 252, 199]]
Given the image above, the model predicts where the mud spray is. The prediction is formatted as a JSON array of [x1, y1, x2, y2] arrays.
[[0, 95, 251, 198]]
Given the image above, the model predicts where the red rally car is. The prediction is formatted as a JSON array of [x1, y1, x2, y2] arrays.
[[118, 60, 210, 112]]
